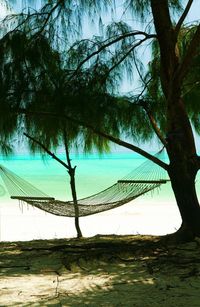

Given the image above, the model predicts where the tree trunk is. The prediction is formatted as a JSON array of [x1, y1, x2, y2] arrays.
[[165, 98, 200, 240], [168, 158, 200, 240], [150, 1, 200, 241], [165, 96, 200, 240], [63, 129, 82, 238], [69, 167, 83, 238]]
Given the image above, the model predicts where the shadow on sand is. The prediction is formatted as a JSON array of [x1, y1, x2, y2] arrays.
[[1, 235, 200, 306]]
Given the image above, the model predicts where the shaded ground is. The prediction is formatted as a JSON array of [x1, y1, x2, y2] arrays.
[[1, 235, 200, 306]]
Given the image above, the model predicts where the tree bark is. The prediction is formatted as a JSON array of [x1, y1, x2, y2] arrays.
[[168, 160, 200, 239], [68, 167, 83, 238], [151, 0, 200, 240], [165, 91, 200, 240], [63, 130, 82, 238]]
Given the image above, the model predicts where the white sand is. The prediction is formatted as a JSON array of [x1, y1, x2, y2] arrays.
[[0, 197, 181, 241]]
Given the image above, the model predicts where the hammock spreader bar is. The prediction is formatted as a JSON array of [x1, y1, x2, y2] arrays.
[[118, 179, 169, 184], [11, 196, 55, 200]]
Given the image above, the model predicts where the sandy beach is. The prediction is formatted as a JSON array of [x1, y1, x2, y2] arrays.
[[1, 235, 200, 306], [0, 197, 182, 241]]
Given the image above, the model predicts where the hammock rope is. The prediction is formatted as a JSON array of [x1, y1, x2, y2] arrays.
[[0, 153, 169, 217], [0, 165, 53, 200]]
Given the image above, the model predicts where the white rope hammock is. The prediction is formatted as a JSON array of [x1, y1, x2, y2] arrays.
[[0, 155, 169, 217]]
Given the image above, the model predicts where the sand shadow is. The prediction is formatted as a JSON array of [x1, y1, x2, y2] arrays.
[[1, 236, 200, 306]]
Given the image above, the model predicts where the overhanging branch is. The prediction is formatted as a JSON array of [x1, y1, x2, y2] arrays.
[[19, 109, 168, 170], [175, 0, 194, 36], [106, 37, 151, 76], [145, 110, 167, 147], [139, 100, 167, 146], [69, 31, 156, 80], [2, 0, 64, 38], [24, 132, 70, 170], [32, 0, 64, 39]]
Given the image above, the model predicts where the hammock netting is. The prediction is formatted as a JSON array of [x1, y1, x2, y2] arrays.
[[0, 154, 169, 217]]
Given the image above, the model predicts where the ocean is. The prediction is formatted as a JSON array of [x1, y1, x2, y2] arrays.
[[0, 151, 198, 241]]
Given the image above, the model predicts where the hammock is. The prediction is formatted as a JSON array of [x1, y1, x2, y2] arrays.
[[0, 156, 169, 217]]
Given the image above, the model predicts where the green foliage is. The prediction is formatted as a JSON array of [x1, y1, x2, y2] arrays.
[[2, 0, 116, 51], [123, 0, 151, 21], [123, 0, 182, 22], [0, 0, 200, 157], [145, 25, 200, 136], [179, 26, 200, 128]]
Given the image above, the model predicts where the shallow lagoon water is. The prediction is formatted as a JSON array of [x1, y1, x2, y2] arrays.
[[0, 151, 198, 241]]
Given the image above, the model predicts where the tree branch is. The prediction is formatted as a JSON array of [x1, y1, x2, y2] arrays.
[[2, 0, 63, 38], [198, 156, 200, 170], [20, 109, 168, 170], [150, 0, 177, 95], [81, 123, 168, 170], [106, 37, 151, 77], [24, 132, 69, 170], [32, 0, 64, 38], [69, 31, 156, 80], [129, 97, 167, 147], [132, 67, 167, 147], [144, 108, 167, 146], [175, 24, 200, 85], [175, 0, 194, 35]]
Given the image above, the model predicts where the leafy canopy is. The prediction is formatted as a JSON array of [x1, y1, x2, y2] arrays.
[[0, 0, 200, 154]]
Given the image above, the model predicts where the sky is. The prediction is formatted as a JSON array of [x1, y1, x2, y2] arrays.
[[0, 1, 11, 18]]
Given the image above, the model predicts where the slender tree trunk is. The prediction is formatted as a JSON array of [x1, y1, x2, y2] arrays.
[[24, 131, 83, 237], [68, 166, 83, 238], [63, 130, 82, 238]]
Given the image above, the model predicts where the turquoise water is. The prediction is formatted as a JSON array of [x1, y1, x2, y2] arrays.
[[0, 152, 150, 200], [0, 151, 199, 241]]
